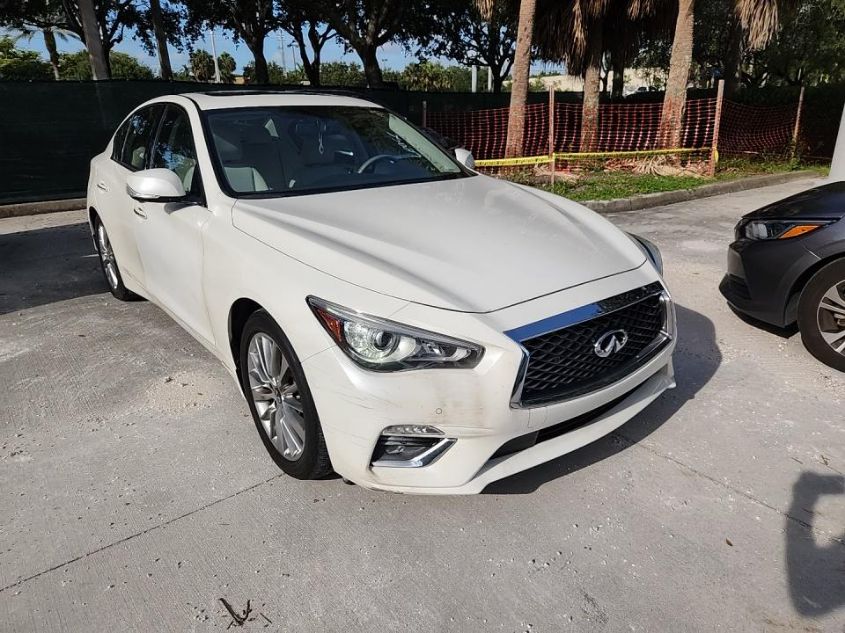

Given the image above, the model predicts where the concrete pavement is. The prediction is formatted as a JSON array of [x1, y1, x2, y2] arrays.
[[0, 179, 843, 632]]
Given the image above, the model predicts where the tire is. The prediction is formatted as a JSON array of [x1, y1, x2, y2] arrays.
[[93, 217, 140, 301], [239, 310, 332, 479], [797, 259, 845, 372]]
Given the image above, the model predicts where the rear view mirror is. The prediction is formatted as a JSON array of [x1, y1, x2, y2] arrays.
[[127, 168, 187, 202], [453, 148, 475, 170]]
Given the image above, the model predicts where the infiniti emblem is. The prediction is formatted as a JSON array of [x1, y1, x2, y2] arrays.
[[594, 329, 629, 358]]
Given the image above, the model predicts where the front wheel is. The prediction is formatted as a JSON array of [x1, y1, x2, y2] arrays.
[[239, 310, 332, 479], [797, 259, 845, 372], [94, 218, 139, 301]]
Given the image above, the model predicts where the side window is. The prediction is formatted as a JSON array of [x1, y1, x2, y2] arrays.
[[150, 106, 200, 195], [120, 105, 161, 170], [111, 118, 130, 162]]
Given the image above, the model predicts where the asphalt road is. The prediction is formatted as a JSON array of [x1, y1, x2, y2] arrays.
[[1, 178, 843, 632]]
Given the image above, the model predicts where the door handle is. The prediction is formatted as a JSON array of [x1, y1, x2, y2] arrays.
[[133, 206, 147, 219], [96, 181, 109, 192]]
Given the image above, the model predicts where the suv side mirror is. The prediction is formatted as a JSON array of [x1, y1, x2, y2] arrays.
[[127, 168, 187, 202], [453, 147, 475, 170]]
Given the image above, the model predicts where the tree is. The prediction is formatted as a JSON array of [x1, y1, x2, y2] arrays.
[[217, 51, 236, 83], [77, 0, 109, 78], [482, 0, 537, 157], [427, 0, 517, 93], [0, 36, 53, 79], [58, 50, 154, 79], [322, 0, 436, 88], [280, 0, 335, 86], [394, 61, 473, 91], [183, 0, 280, 84], [188, 48, 214, 81], [660, 0, 784, 147]]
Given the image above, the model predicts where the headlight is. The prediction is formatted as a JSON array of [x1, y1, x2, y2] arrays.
[[740, 220, 831, 241], [307, 297, 484, 371], [628, 233, 663, 275]]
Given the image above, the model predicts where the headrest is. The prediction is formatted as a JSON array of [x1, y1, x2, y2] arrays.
[[213, 127, 242, 163]]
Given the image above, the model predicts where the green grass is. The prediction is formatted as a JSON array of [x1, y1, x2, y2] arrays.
[[521, 158, 827, 202]]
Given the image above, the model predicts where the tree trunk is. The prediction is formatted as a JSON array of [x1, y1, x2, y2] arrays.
[[77, 0, 109, 80], [505, 0, 536, 158], [149, 0, 172, 80], [580, 26, 603, 152], [303, 26, 322, 86], [658, 0, 695, 148], [360, 46, 384, 88], [723, 16, 742, 96], [249, 40, 269, 84], [611, 55, 624, 99], [42, 29, 60, 80]]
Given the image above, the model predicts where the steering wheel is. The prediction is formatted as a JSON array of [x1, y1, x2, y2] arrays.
[[357, 153, 417, 174]]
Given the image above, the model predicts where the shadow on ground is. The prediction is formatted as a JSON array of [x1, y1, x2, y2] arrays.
[[786, 471, 845, 617], [485, 304, 721, 494], [0, 221, 105, 314]]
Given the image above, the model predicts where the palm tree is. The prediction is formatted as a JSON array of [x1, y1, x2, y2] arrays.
[[479, 0, 537, 158], [659, 0, 782, 148], [535, 0, 657, 152]]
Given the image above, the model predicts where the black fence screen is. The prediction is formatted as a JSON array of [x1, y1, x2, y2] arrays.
[[0, 80, 556, 204]]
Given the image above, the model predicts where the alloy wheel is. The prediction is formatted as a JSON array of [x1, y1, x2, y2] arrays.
[[246, 332, 306, 461], [96, 223, 119, 290], [817, 280, 845, 355]]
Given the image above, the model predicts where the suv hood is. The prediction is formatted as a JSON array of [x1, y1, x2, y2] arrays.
[[232, 176, 645, 313]]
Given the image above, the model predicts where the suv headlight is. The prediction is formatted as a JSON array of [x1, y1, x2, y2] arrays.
[[628, 233, 663, 275], [739, 219, 832, 241], [307, 297, 484, 372]]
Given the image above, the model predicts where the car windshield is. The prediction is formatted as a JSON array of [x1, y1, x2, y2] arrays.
[[205, 106, 467, 197]]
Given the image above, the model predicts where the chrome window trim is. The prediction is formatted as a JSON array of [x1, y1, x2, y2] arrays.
[[507, 283, 674, 409]]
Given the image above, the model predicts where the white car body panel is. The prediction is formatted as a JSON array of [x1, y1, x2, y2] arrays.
[[86, 92, 676, 494]]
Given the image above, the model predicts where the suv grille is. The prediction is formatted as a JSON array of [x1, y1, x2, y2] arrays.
[[512, 283, 668, 406]]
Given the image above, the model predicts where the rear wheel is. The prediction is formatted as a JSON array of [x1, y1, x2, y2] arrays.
[[239, 310, 332, 479], [797, 259, 845, 372], [94, 218, 139, 301]]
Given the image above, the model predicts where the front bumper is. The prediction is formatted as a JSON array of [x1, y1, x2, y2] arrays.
[[719, 237, 820, 328], [302, 266, 677, 494]]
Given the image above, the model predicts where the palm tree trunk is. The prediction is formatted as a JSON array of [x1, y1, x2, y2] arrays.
[[505, 0, 537, 158], [723, 16, 742, 96], [580, 26, 603, 152], [658, 0, 695, 148], [149, 0, 172, 80], [77, 0, 109, 80], [42, 29, 60, 80]]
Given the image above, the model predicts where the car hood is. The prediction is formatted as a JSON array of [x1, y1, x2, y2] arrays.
[[744, 181, 845, 221], [231, 176, 645, 313]]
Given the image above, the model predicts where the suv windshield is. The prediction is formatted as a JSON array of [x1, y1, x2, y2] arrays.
[[205, 106, 467, 197]]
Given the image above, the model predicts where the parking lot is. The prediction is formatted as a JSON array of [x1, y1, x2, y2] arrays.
[[1, 177, 843, 632]]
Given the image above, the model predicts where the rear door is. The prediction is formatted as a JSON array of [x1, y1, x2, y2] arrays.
[[96, 104, 164, 287], [131, 104, 214, 344]]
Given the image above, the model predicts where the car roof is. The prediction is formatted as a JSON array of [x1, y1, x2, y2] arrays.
[[174, 90, 383, 111]]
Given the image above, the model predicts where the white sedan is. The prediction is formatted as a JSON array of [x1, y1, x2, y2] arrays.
[[87, 91, 676, 494]]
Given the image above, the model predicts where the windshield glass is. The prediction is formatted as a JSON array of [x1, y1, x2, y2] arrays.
[[205, 106, 467, 197]]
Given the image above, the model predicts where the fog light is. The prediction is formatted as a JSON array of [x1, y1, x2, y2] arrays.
[[381, 424, 443, 436], [371, 435, 455, 468]]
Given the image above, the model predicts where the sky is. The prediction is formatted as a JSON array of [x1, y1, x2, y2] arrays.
[[9, 24, 560, 77]]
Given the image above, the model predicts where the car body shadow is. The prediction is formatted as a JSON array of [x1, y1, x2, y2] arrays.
[[785, 471, 845, 617], [727, 304, 798, 339], [484, 304, 721, 494], [0, 221, 106, 315]]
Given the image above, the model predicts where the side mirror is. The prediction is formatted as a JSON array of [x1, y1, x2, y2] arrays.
[[453, 147, 475, 170], [126, 168, 187, 202]]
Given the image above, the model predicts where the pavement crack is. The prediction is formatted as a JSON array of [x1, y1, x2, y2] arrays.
[[613, 431, 845, 547], [0, 473, 283, 594]]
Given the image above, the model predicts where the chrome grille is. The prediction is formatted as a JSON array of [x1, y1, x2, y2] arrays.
[[509, 282, 669, 407]]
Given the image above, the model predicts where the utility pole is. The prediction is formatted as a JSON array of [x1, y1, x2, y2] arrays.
[[487, 67, 492, 92], [209, 28, 221, 84], [471, 65, 477, 93]]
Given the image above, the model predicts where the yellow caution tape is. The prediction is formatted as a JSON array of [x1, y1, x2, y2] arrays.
[[475, 147, 709, 168]]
